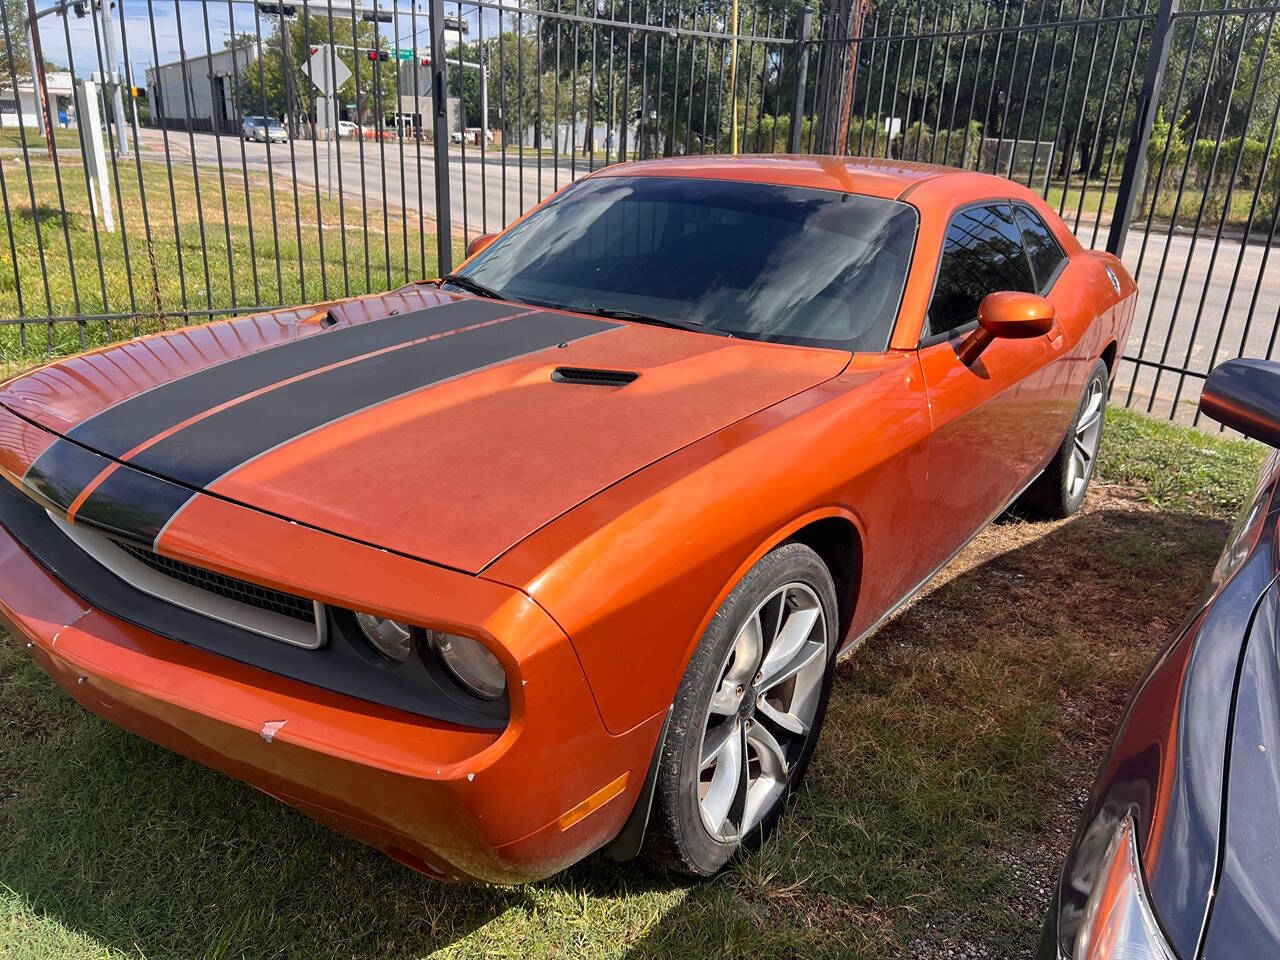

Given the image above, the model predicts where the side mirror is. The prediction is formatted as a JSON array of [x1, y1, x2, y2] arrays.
[[1199, 358, 1280, 447], [957, 291, 1057, 365], [465, 232, 497, 259]]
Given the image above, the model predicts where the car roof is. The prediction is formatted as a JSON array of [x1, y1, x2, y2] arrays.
[[591, 154, 991, 201]]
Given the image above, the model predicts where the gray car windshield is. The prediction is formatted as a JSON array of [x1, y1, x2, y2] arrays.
[[451, 175, 918, 352]]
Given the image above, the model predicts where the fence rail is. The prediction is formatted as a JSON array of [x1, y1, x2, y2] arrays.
[[1, 0, 1278, 424]]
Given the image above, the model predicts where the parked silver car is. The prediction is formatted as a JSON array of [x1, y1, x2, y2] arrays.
[[242, 116, 288, 143]]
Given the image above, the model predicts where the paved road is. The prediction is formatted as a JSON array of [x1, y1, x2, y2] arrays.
[[139, 129, 1280, 421], [141, 128, 580, 237]]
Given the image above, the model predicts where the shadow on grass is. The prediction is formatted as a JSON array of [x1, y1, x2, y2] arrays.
[[0, 495, 1230, 959], [614, 496, 1229, 960], [14, 204, 82, 233]]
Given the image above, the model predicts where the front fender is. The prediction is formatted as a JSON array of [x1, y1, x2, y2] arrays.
[[485, 352, 931, 735]]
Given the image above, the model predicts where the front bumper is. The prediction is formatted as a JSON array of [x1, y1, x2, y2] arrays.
[[0, 505, 663, 883]]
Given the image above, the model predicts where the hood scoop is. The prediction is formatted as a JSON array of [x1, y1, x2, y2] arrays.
[[551, 367, 639, 387]]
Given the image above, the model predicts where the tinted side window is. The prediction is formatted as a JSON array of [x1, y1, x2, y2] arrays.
[[1014, 204, 1068, 292], [926, 204, 1035, 337]]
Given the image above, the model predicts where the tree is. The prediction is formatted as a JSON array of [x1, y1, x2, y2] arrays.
[[0, 0, 30, 95], [236, 12, 388, 129], [0, 0, 56, 97]]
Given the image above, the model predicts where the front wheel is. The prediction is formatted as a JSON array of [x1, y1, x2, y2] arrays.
[[1019, 358, 1109, 519], [648, 542, 838, 877]]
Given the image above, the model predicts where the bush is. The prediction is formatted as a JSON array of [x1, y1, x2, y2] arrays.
[[845, 115, 891, 156], [934, 120, 982, 168], [746, 114, 814, 153], [1190, 136, 1268, 187], [894, 121, 933, 160]]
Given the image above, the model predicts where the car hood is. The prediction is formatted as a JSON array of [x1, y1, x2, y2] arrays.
[[1, 289, 848, 573]]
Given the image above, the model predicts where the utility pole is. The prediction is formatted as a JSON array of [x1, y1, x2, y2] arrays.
[[24, 0, 54, 158], [98, 0, 129, 155], [280, 12, 296, 135], [427, 0, 451, 272], [833, 0, 867, 156]]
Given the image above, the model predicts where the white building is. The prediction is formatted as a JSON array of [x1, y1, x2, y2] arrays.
[[0, 72, 75, 128], [145, 43, 257, 133]]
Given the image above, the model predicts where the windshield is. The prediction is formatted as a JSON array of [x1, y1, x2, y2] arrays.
[[455, 175, 918, 351]]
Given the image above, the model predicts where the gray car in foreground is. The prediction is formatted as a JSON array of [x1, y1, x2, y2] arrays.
[[1040, 357, 1280, 959]]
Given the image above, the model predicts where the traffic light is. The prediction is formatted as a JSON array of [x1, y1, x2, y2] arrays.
[[72, 0, 90, 18], [367, 49, 381, 62], [420, 56, 431, 67], [361, 10, 391, 22]]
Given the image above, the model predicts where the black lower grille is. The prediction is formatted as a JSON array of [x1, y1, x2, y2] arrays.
[[113, 540, 316, 623]]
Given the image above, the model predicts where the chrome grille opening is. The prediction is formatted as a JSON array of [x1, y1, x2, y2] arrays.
[[50, 511, 325, 649], [113, 540, 317, 624]]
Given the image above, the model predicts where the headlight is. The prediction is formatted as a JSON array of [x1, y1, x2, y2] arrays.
[[354, 611, 413, 663], [1073, 818, 1176, 960], [429, 630, 506, 700]]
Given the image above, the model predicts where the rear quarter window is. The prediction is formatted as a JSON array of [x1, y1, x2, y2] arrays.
[[1014, 204, 1069, 293]]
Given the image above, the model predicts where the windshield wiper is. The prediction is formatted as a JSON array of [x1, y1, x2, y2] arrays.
[[439, 274, 507, 300], [584, 305, 732, 337]]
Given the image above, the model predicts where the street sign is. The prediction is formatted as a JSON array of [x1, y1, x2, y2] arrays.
[[302, 44, 351, 95], [394, 48, 414, 60]]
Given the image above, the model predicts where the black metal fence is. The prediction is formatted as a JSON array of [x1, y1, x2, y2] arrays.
[[1, 0, 1277, 423]]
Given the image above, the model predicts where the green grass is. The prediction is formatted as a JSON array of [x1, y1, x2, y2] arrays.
[[1099, 406, 1265, 514], [0, 150, 463, 378], [0, 128, 85, 151], [0, 408, 1266, 959], [1044, 178, 1272, 233]]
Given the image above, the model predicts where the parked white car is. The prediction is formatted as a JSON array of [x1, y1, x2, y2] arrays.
[[336, 120, 359, 138], [242, 116, 288, 143]]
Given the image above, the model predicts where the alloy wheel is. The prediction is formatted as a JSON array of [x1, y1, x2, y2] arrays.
[[696, 582, 830, 842], [1067, 377, 1106, 501]]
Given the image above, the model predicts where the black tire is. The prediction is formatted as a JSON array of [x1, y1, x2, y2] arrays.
[[1019, 358, 1109, 519], [647, 542, 839, 877]]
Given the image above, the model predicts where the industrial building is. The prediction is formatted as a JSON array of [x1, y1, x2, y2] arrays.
[[145, 43, 258, 133]]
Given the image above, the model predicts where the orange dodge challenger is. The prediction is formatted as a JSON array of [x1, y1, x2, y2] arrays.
[[0, 157, 1134, 882]]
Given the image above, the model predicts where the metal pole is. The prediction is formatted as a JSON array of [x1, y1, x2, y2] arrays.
[[428, 0, 452, 273], [1106, 0, 1178, 258], [25, 23, 44, 137], [788, 5, 812, 154], [99, 0, 129, 155], [728, 0, 739, 153], [480, 60, 488, 151]]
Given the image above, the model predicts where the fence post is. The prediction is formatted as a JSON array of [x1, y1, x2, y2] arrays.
[[789, 5, 813, 154], [1106, 0, 1178, 258], [428, 0, 453, 274]]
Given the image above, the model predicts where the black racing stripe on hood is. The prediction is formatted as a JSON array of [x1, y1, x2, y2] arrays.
[[70, 310, 615, 544], [21, 440, 110, 513], [72, 466, 198, 546], [65, 298, 521, 459]]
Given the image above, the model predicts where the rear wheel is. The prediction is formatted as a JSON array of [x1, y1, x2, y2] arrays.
[[649, 542, 838, 877], [1019, 358, 1109, 519]]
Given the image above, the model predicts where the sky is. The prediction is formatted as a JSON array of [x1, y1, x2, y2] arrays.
[[34, 0, 487, 81]]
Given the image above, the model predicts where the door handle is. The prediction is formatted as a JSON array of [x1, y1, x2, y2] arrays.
[[1048, 319, 1065, 349]]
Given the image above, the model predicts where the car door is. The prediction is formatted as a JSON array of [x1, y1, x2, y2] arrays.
[[916, 203, 1071, 567]]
